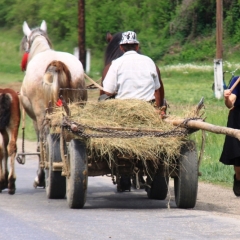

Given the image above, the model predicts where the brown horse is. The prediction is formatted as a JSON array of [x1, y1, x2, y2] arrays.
[[101, 32, 165, 107], [0, 88, 21, 194]]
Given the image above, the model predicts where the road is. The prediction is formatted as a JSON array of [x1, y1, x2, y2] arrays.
[[0, 140, 240, 240]]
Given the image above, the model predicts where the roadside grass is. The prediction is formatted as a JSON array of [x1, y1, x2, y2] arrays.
[[0, 28, 22, 73], [0, 28, 238, 186], [161, 64, 236, 186]]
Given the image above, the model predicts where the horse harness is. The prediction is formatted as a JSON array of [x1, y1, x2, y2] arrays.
[[21, 30, 51, 71], [24, 29, 50, 52]]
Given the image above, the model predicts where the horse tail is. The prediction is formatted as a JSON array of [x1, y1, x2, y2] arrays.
[[0, 93, 11, 131], [43, 60, 71, 107]]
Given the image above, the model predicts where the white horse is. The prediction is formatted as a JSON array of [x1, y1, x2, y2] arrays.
[[20, 20, 87, 188]]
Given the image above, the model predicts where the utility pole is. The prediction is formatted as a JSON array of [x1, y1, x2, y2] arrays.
[[216, 0, 223, 59], [78, 0, 86, 70], [214, 0, 223, 99]]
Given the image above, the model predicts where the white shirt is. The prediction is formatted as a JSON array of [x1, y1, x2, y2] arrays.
[[103, 51, 160, 101]]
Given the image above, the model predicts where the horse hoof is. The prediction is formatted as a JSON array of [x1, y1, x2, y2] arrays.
[[38, 181, 46, 188], [0, 181, 8, 190], [8, 189, 16, 195], [33, 180, 46, 188], [33, 181, 38, 189], [8, 180, 16, 194]]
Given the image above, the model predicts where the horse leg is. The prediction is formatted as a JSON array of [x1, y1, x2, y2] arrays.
[[0, 136, 4, 192], [0, 131, 9, 191], [33, 120, 40, 152], [20, 95, 45, 188], [33, 120, 45, 188], [0, 155, 8, 192], [3, 155, 9, 190], [33, 153, 45, 188], [7, 127, 18, 194], [7, 146, 16, 194]]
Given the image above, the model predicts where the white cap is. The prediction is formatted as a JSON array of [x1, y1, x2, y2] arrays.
[[119, 31, 139, 45]]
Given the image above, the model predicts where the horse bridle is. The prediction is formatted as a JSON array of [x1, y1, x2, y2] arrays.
[[24, 31, 44, 52]]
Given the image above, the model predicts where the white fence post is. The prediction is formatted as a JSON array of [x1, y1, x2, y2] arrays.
[[86, 49, 91, 74], [214, 59, 223, 99], [74, 47, 79, 59], [73, 47, 91, 74]]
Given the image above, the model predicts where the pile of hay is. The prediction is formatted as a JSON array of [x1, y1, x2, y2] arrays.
[[46, 99, 195, 164]]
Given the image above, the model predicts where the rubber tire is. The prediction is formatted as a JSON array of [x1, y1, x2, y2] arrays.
[[66, 139, 88, 209], [174, 140, 198, 209], [147, 175, 169, 200], [45, 134, 66, 199]]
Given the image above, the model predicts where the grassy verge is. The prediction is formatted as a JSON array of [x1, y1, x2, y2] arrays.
[[161, 63, 237, 187]]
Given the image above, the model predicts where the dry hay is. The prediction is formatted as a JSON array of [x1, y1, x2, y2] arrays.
[[46, 99, 199, 165]]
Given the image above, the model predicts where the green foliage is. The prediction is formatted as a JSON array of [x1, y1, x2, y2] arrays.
[[6, 0, 42, 29], [0, 28, 22, 73], [224, 0, 240, 44], [0, 0, 15, 26], [2, 0, 240, 64], [179, 37, 216, 62], [39, 0, 78, 43]]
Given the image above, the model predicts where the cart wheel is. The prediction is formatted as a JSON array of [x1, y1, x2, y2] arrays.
[[147, 175, 169, 200], [174, 140, 198, 209], [45, 134, 66, 199], [66, 139, 88, 209]]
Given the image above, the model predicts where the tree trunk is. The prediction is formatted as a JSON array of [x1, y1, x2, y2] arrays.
[[164, 118, 240, 140], [78, 0, 86, 70]]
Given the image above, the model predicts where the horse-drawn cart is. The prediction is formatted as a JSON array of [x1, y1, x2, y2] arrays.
[[41, 98, 208, 209]]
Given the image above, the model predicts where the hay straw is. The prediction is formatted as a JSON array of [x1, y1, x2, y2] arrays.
[[46, 99, 199, 164]]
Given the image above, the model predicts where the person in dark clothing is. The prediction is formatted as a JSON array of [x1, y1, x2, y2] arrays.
[[220, 76, 240, 197]]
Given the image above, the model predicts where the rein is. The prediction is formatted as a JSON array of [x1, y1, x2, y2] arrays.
[[21, 31, 49, 71], [26, 32, 43, 52]]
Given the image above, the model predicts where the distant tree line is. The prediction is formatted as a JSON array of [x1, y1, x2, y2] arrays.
[[0, 0, 239, 61]]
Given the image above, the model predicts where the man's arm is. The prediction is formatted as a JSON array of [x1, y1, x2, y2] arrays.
[[224, 89, 236, 109]]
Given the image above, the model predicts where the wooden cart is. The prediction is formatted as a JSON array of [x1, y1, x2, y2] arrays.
[[42, 101, 203, 210], [44, 132, 199, 209], [23, 95, 240, 210]]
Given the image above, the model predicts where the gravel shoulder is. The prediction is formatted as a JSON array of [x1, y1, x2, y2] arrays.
[[194, 181, 240, 217]]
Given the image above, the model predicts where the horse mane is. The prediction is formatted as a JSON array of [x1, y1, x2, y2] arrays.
[[20, 36, 28, 53], [104, 32, 141, 66], [20, 27, 53, 53], [104, 32, 123, 66]]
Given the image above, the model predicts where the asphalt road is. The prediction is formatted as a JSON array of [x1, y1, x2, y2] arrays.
[[0, 142, 240, 240]]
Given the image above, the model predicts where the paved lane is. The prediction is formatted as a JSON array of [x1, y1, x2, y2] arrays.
[[0, 142, 239, 240]]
